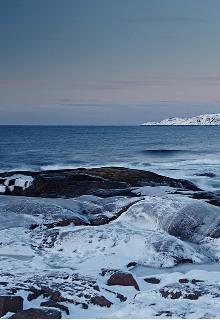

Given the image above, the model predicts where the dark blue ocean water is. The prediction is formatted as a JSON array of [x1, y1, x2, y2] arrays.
[[0, 125, 220, 190]]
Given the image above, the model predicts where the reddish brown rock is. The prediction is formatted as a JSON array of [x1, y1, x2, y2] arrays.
[[107, 272, 139, 291], [27, 286, 64, 303], [40, 301, 69, 315], [160, 287, 202, 300], [41, 286, 64, 302], [0, 296, 23, 317], [90, 295, 112, 308], [9, 308, 61, 319]]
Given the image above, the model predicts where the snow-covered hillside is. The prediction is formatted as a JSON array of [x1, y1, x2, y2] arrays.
[[141, 113, 220, 125]]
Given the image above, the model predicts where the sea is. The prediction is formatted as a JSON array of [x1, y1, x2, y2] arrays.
[[0, 125, 220, 191]]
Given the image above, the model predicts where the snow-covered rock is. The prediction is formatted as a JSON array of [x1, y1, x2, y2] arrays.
[[141, 113, 220, 125], [1, 168, 220, 318], [0, 175, 33, 194]]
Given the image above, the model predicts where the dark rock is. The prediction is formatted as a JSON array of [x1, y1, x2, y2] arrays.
[[90, 215, 110, 226], [191, 191, 220, 209], [8, 179, 15, 186], [1, 166, 200, 198], [93, 285, 100, 291], [115, 292, 127, 302], [127, 261, 137, 268], [0, 296, 23, 317], [173, 257, 193, 266], [184, 292, 201, 300], [90, 295, 112, 308], [191, 279, 204, 284], [160, 286, 202, 300], [30, 224, 39, 230], [38, 218, 89, 230], [27, 292, 41, 301], [41, 286, 64, 302], [195, 172, 216, 178], [179, 278, 190, 284], [144, 277, 160, 284], [156, 310, 173, 317], [27, 286, 64, 303], [105, 288, 127, 302], [101, 268, 127, 277], [107, 272, 139, 291], [40, 301, 69, 315], [160, 288, 182, 299], [9, 308, 61, 319]]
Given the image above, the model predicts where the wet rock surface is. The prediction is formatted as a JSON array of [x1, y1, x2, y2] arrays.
[[0, 167, 200, 198]]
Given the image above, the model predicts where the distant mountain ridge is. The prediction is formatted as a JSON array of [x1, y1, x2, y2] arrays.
[[141, 113, 220, 125]]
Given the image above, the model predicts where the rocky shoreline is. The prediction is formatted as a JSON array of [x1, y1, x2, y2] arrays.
[[0, 166, 200, 198], [0, 167, 220, 318]]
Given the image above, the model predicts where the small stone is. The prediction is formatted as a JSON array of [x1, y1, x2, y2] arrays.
[[127, 262, 137, 268], [90, 295, 112, 308], [144, 277, 160, 284], [191, 279, 204, 284], [179, 278, 190, 284]]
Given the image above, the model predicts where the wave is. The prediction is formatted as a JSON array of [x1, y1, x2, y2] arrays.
[[140, 149, 200, 156], [40, 162, 86, 171]]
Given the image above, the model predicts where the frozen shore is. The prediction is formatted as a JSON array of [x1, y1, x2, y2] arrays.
[[0, 167, 220, 318]]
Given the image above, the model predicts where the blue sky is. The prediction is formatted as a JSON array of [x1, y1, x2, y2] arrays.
[[1, 0, 220, 124]]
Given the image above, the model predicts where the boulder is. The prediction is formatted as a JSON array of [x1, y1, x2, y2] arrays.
[[0, 296, 23, 317], [40, 301, 69, 315], [107, 272, 139, 291], [9, 308, 61, 319], [90, 295, 112, 308]]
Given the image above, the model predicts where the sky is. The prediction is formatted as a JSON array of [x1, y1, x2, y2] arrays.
[[1, 0, 220, 125]]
